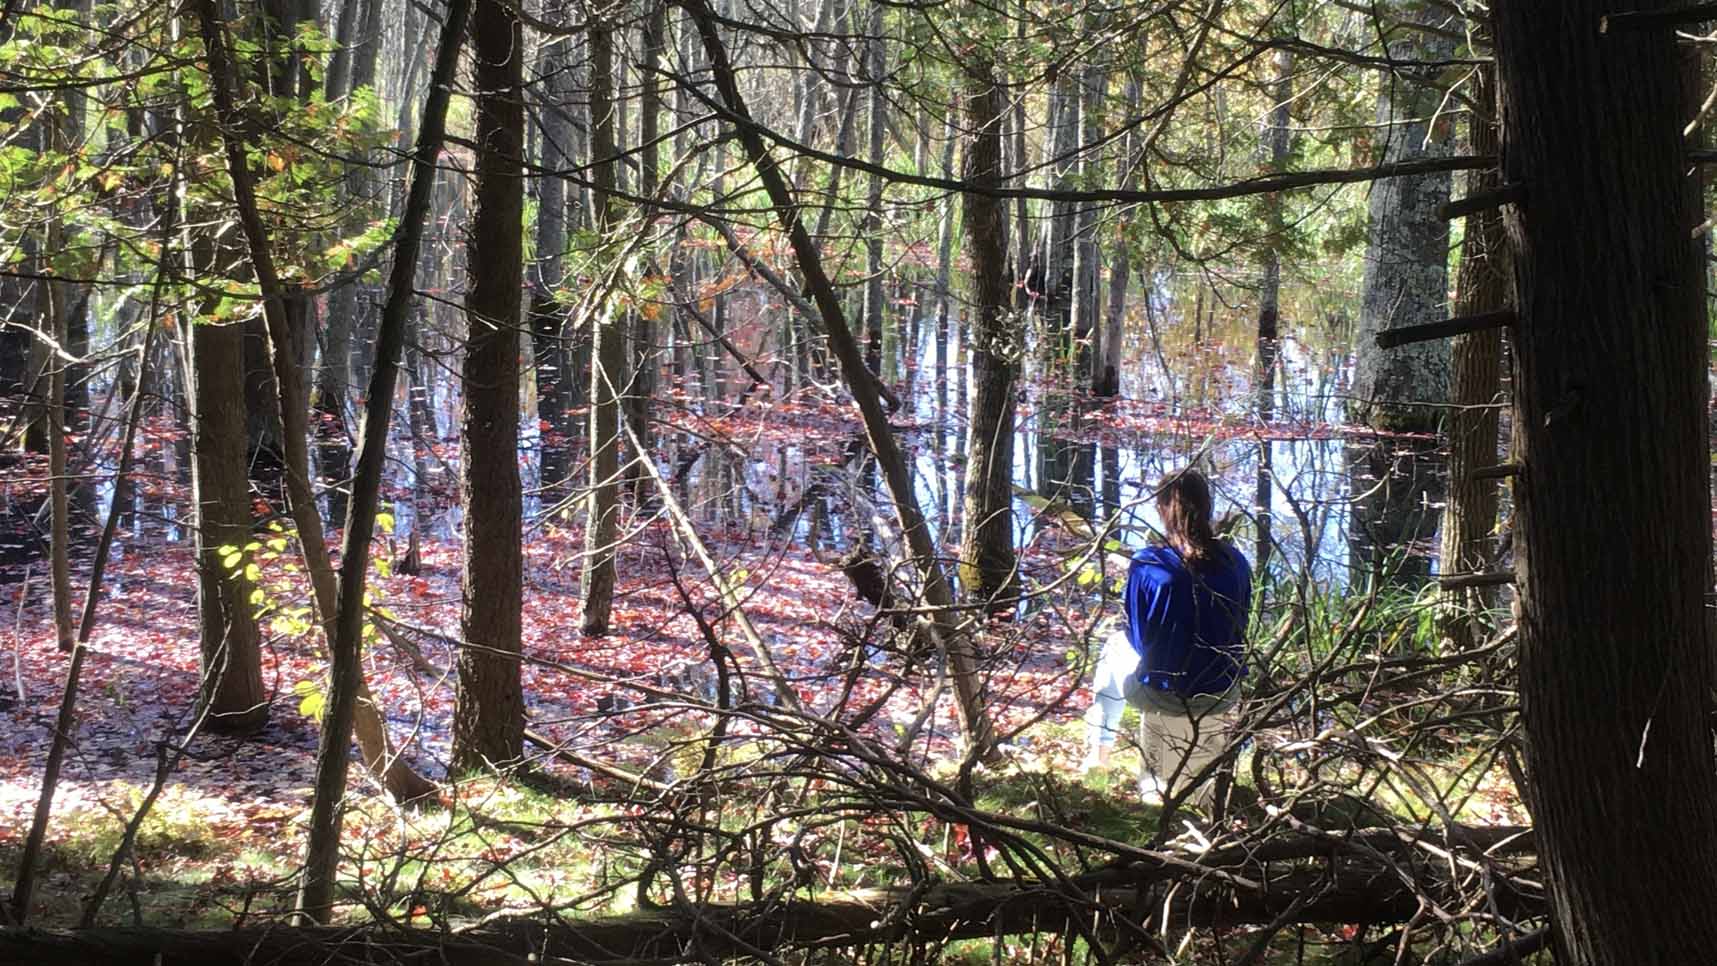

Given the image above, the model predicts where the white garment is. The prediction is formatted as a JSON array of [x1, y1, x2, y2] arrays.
[[1083, 626, 1238, 808]]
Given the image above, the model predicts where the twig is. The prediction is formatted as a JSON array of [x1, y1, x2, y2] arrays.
[[1600, 4, 1717, 33], [612, 375, 806, 715], [521, 729, 669, 793], [1375, 310, 1516, 350], [1455, 927, 1551, 966], [10, 564, 26, 706], [1438, 572, 1515, 591]]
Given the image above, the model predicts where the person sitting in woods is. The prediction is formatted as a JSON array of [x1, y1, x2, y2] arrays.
[[1083, 468, 1252, 807]]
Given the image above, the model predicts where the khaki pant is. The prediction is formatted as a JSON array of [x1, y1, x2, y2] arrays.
[[1084, 626, 1238, 807], [1136, 694, 1239, 808]]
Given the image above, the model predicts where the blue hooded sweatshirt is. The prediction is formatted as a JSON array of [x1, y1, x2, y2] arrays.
[[1123, 543, 1251, 698]]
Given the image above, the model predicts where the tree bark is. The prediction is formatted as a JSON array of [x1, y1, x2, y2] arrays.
[[187, 314, 269, 732], [1256, 49, 1292, 345], [45, 277, 72, 658], [1349, 3, 1456, 432], [957, 65, 1018, 614], [1069, 57, 1106, 384], [625, 1, 665, 500], [580, 12, 624, 636], [1039, 70, 1079, 339], [1437, 64, 1506, 651], [1092, 79, 1138, 399], [452, 0, 526, 772], [532, 37, 575, 500], [1494, 4, 1717, 963], [861, 0, 886, 375]]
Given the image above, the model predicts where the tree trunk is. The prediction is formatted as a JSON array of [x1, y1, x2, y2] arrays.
[[1437, 64, 1505, 651], [342, 0, 387, 390], [932, 103, 957, 409], [861, 0, 886, 375], [1257, 50, 1292, 344], [452, 0, 525, 772], [957, 65, 1017, 613], [0, 823, 1541, 963], [626, 0, 664, 500], [45, 280, 73, 659], [1069, 58, 1105, 385], [1093, 76, 1140, 399], [322, 0, 361, 102], [580, 12, 624, 636], [1494, 7, 1717, 964], [187, 314, 269, 733], [1039, 71, 1079, 342], [532, 38, 574, 501], [1349, 4, 1455, 432], [1253, 51, 1292, 571]]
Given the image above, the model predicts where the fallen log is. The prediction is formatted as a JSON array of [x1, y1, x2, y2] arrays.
[[0, 856, 1544, 966]]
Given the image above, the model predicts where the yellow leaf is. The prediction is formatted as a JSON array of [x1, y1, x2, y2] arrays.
[[267, 152, 286, 172]]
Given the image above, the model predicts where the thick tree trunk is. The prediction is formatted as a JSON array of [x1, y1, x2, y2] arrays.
[[452, 0, 525, 772], [1437, 65, 1505, 651], [957, 66, 1018, 613], [187, 316, 269, 733], [580, 14, 624, 636], [242, 315, 288, 507], [1494, 7, 1717, 964], [1349, 5, 1455, 432]]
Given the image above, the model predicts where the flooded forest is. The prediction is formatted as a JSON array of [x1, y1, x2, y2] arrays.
[[1, 0, 1712, 963]]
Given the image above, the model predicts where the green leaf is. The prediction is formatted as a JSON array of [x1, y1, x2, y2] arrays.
[[293, 680, 325, 720]]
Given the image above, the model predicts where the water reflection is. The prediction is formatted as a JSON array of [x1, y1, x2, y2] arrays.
[[2, 269, 1449, 598], [631, 270, 1451, 595]]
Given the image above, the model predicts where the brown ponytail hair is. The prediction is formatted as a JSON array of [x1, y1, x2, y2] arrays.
[[1157, 468, 1220, 569]]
